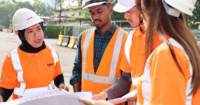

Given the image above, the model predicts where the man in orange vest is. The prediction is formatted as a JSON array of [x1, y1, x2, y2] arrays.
[[89, 0, 146, 105], [70, 0, 127, 101]]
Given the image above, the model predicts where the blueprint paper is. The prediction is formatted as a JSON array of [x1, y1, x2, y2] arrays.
[[0, 89, 92, 105], [108, 90, 137, 104]]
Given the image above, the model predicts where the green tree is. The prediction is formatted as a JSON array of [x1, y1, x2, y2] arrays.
[[11, 0, 16, 3], [77, 0, 83, 6], [0, 1, 6, 4], [67, 0, 85, 7], [184, 0, 200, 28], [0, 0, 8, 4], [0, 3, 15, 27], [67, 6, 90, 20], [70, 0, 125, 20], [81, 7, 90, 19], [69, 0, 83, 6], [16, 2, 34, 10], [0, 1, 34, 28], [111, 0, 125, 20], [51, 0, 60, 9], [33, 0, 53, 16], [56, 0, 67, 24]]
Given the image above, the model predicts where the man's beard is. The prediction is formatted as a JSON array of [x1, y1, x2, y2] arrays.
[[93, 19, 107, 29]]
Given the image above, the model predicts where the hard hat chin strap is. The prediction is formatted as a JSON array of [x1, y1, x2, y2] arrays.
[[162, 0, 181, 17]]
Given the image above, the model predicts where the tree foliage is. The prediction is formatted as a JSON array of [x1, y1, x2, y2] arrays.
[[44, 24, 72, 38], [186, 0, 200, 28], [11, 0, 16, 3], [50, 0, 60, 9], [0, 1, 53, 28], [66, 0, 83, 6], [33, 0, 53, 16], [66, 0, 125, 21], [55, 0, 67, 24], [111, 0, 125, 20], [67, 6, 90, 20], [0, 1, 34, 28]]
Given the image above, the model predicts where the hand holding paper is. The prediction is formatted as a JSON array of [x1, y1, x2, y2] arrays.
[[108, 90, 137, 104], [58, 83, 69, 92], [92, 92, 108, 101]]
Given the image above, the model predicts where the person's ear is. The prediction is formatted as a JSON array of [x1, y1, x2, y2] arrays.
[[108, 5, 113, 15]]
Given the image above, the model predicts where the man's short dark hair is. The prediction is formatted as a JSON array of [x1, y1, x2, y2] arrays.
[[102, 3, 111, 8]]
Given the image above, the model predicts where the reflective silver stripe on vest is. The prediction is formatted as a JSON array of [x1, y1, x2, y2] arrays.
[[82, 28, 125, 84], [124, 29, 139, 86], [125, 29, 135, 65], [82, 28, 96, 79], [11, 49, 26, 97], [49, 46, 58, 89], [11, 47, 58, 97], [84, 73, 119, 84], [132, 77, 140, 86], [109, 28, 125, 79], [19, 83, 54, 98], [49, 46, 59, 66], [137, 102, 141, 105]]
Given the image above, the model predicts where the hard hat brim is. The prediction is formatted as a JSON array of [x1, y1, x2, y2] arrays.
[[27, 18, 44, 28], [113, 2, 136, 13], [164, 0, 194, 16], [13, 18, 44, 31], [82, 1, 106, 9]]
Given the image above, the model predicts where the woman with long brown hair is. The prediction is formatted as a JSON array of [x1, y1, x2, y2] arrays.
[[135, 0, 200, 105]]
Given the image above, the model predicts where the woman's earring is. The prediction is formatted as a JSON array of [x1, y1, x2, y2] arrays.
[[139, 15, 143, 25]]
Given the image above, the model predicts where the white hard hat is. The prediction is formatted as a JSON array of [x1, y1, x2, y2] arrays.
[[83, 0, 115, 9], [12, 8, 43, 31], [163, 0, 196, 17], [113, 0, 136, 13]]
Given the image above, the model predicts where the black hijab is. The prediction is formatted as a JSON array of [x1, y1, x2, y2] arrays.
[[18, 23, 46, 53]]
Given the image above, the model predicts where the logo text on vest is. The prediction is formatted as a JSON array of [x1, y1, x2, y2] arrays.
[[47, 63, 54, 67]]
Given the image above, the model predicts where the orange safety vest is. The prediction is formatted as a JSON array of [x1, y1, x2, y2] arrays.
[[81, 27, 127, 95], [137, 38, 200, 105], [125, 29, 141, 89], [124, 29, 144, 105], [10, 46, 57, 98]]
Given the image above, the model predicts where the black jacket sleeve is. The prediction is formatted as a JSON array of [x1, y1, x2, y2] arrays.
[[0, 88, 13, 102], [54, 73, 65, 88]]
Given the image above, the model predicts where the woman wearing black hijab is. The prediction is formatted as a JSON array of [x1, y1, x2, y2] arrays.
[[0, 8, 69, 102]]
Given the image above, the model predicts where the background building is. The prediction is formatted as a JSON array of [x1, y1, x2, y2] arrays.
[[49, 7, 91, 26]]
